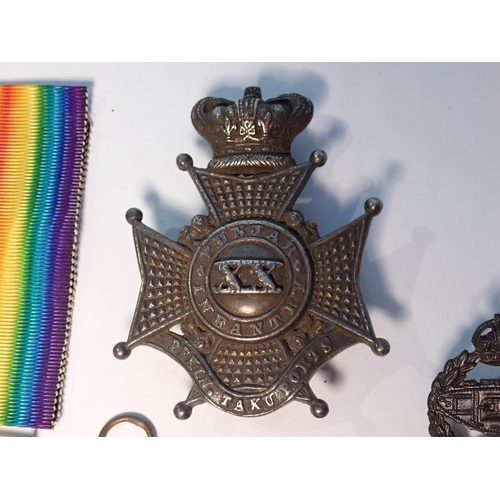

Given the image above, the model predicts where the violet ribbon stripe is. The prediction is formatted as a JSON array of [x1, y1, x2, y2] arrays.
[[0, 85, 89, 428]]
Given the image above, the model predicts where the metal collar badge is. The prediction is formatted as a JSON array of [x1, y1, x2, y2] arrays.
[[114, 87, 390, 419], [428, 315, 500, 436]]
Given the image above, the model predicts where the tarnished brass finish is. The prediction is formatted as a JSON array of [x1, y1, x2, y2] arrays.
[[114, 87, 390, 419], [99, 414, 156, 437], [428, 314, 500, 436]]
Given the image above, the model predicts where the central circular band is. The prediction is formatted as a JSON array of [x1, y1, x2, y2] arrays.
[[188, 220, 311, 342]]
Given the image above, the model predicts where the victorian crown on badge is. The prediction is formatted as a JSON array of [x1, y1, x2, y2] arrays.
[[114, 87, 390, 419], [428, 314, 500, 436]]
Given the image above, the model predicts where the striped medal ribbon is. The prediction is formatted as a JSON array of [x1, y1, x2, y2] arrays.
[[0, 85, 89, 429]]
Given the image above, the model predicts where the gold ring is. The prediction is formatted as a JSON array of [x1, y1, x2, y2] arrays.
[[99, 414, 156, 437]]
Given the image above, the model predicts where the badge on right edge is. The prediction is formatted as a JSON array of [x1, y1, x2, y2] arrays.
[[428, 314, 500, 436]]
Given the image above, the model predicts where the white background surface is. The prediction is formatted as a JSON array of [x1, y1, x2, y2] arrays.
[[2, 62, 500, 437]]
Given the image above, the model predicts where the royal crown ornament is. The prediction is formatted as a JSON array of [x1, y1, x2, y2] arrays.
[[114, 87, 390, 420], [191, 86, 313, 173], [428, 314, 500, 436]]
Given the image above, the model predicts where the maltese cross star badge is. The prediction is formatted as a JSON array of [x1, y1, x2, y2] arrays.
[[114, 87, 390, 419]]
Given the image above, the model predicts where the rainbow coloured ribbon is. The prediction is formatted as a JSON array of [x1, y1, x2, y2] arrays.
[[0, 85, 89, 428]]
